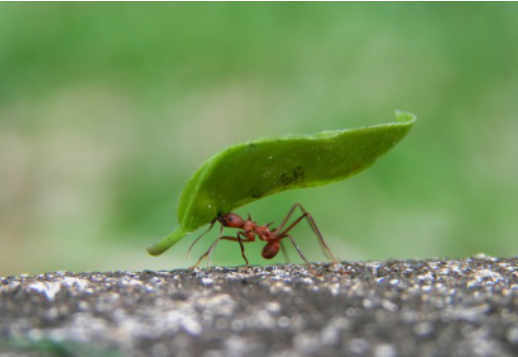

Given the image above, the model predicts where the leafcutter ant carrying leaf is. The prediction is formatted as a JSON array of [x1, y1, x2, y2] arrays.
[[147, 111, 416, 268]]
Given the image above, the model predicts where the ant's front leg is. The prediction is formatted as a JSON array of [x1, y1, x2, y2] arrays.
[[186, 218, 220, 258], [190, 235, 226, 269]]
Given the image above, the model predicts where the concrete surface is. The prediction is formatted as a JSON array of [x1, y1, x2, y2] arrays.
[[2, 255, 518, 356]]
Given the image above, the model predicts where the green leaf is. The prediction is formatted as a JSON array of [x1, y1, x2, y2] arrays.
[[148, 110, 416, 255]]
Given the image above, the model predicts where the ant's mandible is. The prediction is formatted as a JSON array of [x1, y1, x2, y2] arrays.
[[188, 203, 338, 268]]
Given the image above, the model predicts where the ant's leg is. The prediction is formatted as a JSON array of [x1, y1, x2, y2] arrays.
[[187, 219, 218, 258], [191, 235, 253, 269], [285, 234, 310, 265], [285, 234, 316, 273], [274, 203, 301, 233], [214, 234, 253, 266], [300, 210, 338, 264], [280, 203, 338, 263], [280, 240, 290, 263], [236, 232, 250, 265], [191, 235, 226, 269]]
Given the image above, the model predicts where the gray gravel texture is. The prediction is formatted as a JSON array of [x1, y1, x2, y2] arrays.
[[2, 255, 518, 357]]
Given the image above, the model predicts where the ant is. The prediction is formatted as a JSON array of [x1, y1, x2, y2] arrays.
[[188, 203, 338, 269]]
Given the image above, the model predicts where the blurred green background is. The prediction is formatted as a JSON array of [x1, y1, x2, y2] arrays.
[[2, 4, 518, 276]]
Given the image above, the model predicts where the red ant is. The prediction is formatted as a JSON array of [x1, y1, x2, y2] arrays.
[[188, 203, 338, 269]]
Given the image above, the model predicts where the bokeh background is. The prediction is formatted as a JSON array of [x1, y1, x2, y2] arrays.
[[2, 4, 518, 276]]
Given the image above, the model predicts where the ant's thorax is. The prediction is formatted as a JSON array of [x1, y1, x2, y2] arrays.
[[253, 224, 274, 242], [240, 220, 256, 241], [242, 220, 255, 233], [240, 219, 274, 242]]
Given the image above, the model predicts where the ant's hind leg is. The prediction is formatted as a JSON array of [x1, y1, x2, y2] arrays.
[[275, 203, 301, 233], [280, 203, 338, 264], [285, 234, 316, 273], [280, 240, 290, 263], [300, 208, 338, 264]]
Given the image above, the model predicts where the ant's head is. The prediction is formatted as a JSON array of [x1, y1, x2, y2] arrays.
[[217, 213, 245, 228]]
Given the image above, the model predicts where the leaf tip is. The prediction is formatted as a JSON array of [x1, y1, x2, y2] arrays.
[[394, 110, 417, 125], [146, 245, 165, 256], [147, 228, 188, 256]]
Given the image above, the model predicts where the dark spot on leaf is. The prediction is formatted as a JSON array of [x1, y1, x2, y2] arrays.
[[280, 166, 305, 186], [293, 166, 305, 181], [247, 143, 257, 151], [249, 188, 263, 199], [280, 172, 293, 185]]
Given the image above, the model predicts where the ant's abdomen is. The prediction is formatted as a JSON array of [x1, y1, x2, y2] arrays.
[[262, 241, 280, 259]]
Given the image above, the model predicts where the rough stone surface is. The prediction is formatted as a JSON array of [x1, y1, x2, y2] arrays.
[[2, 255, 518, 356]]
